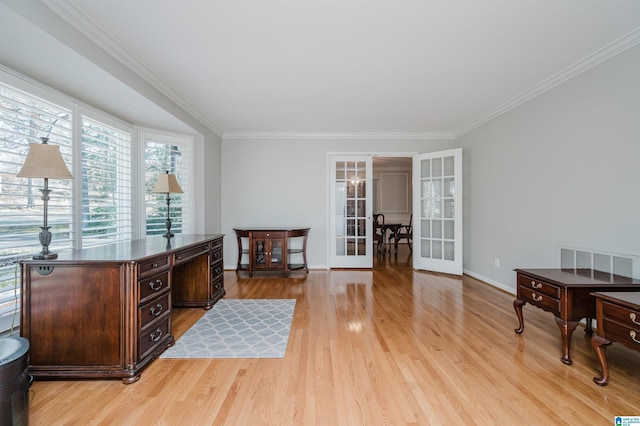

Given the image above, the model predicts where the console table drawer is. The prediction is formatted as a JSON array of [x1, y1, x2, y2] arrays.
[[518, 286, 560, 312], [138, 255, 170, 277], [174, 243, 210, 265], [139, 293, 171, 328], [517, 274, 560, 298], [139, 271, 170, 304], [252, 231, 286, 239]]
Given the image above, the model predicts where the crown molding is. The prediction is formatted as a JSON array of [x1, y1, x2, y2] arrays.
[[222, 132, 455, 141], [454, 26, 640, 138], [41, 0, 223, 137], [36, 2, 640, 141]]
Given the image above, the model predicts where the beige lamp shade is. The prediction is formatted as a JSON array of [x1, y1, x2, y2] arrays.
[[152, 171, 183, 194], [16, 138, 74, 179]]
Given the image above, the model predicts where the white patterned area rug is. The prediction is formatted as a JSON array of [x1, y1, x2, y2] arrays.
[[161, 299, 296, 359]]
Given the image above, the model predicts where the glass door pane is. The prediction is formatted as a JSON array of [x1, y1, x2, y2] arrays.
[[413, 148, 462, 275], [330, 156, 373, 268]]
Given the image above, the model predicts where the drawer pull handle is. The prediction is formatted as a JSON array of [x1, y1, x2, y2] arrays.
[[532, 293, 542, 302], [630, 313, 640, 325], [149, 328, 163, 342], [213, 252, 220, 259], [630, 330, 640, 344], [531, 281, 542, 289], [150, 304, 163, 316], [215, 267, 222, 275], [152, 263, 158, 268], [149, 279, 163, 291]]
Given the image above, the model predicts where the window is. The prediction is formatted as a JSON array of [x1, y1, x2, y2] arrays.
[[143, 131, 193, 236], [0, 81, 73, 334], [0, 70, 197, 336], [80, 114, 132, 246]]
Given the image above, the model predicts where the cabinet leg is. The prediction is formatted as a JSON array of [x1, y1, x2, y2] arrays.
[[591, 334, 612, 386], [584, 317, 593, 335], [554, 316, 578, 365], [513, 298, 526, 334]]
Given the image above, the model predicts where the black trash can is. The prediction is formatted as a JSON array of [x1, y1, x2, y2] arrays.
[[0, 337, 30, 426]]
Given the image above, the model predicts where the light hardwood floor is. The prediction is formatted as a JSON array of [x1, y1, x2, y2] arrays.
[[28, 246, 640, 425]]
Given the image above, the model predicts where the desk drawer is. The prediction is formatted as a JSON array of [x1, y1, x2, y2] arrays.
[[139, 316, 170, 359], [602, 317, 640, 349], [211, 245, 223, 264], [139, 293, 171, 328], [210, 237, 223, 250], [138, 255, 170, 277], [139, 271, 170, 303], [211, 258, 223, 280], [603, 300, 640, 328], [517, 274, 560, 299], [212, 276, 224, 295], [519, 285, 560, 313], [174, 243, 210, 265]]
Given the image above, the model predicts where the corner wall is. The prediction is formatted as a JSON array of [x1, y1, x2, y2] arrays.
[[460, 44, 640, 292]]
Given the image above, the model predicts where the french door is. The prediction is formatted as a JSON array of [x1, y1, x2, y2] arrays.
[[329, 156, 373, 268], [413, 148, 463, 275]]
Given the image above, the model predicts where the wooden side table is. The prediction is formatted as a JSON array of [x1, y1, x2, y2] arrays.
[[513, 268, 640, 365], [591, 291, 640, 386], [234, 227, 310, 277]]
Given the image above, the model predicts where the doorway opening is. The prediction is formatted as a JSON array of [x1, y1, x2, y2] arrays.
[[372, 156, 413, 268]]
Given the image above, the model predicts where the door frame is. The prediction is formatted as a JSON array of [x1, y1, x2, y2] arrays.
[[327, 152, 415, 268]]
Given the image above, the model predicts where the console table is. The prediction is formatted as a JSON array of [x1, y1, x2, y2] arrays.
[[513, 268, 640, 365], [234, 227, 309, 277], [591, 291, 640, 386], [20, 234, 224, 384]]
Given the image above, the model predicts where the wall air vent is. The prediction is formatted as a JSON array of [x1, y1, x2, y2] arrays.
[[558, 245, 638, 279]]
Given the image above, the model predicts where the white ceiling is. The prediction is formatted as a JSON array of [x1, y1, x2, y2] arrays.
[[28, 1, 640, 137]]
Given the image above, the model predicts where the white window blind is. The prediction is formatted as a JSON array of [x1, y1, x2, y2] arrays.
[[145, 136, 192, 236], [0, 82, 73, 334], [81, 115, 132, 247]]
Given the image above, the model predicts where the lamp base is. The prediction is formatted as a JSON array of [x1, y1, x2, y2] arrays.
[[33, 252, 58, 260]]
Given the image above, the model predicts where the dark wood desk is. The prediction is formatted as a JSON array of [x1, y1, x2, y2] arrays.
[[513, 268, 640, 365], [20, 234, 225, 383], [234, 227, 309, 277], [591, 291, 640, 386]]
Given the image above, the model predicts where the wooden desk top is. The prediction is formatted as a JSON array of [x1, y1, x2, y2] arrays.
[[515, 268, 640, 287], [21, 234, 224, 263], [233, 227, 310, 232]]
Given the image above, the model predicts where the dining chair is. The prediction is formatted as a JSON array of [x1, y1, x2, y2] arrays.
[[373, 213, 385, 255], [390, 214, 412, 252]]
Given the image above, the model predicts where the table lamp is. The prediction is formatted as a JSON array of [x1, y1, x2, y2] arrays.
[[152, 171, 183, 238], [16, 137, 74, 259]]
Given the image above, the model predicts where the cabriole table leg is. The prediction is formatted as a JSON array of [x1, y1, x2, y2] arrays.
[[513, 298, 526, 334]]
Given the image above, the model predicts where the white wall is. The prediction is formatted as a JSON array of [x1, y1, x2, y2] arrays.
[[221, 138, 457, 268], [460, 44, 640, 293], [373, 164, 413, 225]]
